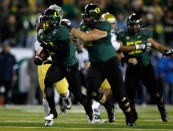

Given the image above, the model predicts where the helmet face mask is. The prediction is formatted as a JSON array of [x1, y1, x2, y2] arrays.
[[127, 13, 141, 35], [40, 7, 62, 32], [82, 4, 101, 28]]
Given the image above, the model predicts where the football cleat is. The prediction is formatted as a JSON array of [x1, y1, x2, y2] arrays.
[[125, 112, 136, 127], [94, 113, 106, 123], [45, 109, 58, 121], [44, 114, 55, 121], [64, 97, 72, 110], [158, 106, 168, 122], [45, 119, 53, 126], [87, 114, 95, 124]]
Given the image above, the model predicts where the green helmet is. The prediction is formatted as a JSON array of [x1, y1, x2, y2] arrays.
[[127, 13, 141, 25], [127, 13, 141, 35], [40, 5, 63, 32], [82, 4, 101, 28]]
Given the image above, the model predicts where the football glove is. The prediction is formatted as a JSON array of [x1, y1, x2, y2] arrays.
[[163, 49, 173, 56], [135, 42, 152, 51]]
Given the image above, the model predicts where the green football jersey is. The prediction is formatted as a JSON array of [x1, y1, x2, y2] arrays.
[[80, 21, 116, 63], [37, 26, 77, 66], [117, 28, 152, 67]]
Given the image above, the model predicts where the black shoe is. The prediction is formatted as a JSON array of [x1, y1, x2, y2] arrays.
[[158, 106, 168, 122], [125, 112, 136, 127]]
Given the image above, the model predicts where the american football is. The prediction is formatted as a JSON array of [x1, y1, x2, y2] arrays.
[[34, 48, 50, 65]]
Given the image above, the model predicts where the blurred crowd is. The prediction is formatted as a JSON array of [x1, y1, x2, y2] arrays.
[[0, 0, 173, 48], [0, 0, 173, 105]]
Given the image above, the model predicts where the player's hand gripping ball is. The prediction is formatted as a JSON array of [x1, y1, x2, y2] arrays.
[[34, 48, 50, 65]]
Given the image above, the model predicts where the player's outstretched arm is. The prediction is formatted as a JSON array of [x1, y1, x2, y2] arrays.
[[71, 28, 107, 42], [118, 40, 151, 52], [148, 38, 173, 58], [147, 38, 168, 53]]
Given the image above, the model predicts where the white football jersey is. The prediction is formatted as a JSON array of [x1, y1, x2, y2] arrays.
[[111, 33, 120, 51]]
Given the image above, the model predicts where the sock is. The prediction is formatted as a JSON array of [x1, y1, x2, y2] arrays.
[[92, 100, 104, 115], [64, 90, 70, 99], [43, 98, 50, 116]]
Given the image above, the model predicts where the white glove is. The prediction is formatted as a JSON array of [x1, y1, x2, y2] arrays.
[[135, 42, 152, 51], [163, 49, 173, 56]]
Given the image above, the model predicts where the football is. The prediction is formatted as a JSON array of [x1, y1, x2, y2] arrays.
[[34, 48, 50, 65]]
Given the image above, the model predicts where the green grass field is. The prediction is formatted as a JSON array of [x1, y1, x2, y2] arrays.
[[0, 105, 173, 131]]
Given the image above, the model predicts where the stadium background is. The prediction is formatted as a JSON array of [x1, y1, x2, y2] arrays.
[[0, 0, 173, 105]]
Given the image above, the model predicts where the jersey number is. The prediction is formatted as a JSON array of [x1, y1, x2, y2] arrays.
[[126, 41, 142, 55]]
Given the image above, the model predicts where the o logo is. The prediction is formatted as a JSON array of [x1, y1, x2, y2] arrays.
[[95, 8, 100, 13]]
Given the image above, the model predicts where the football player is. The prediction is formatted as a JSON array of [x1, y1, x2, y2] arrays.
[[35, 7, 73, 126], [117, 13, 173, 122], [37, 5, 93, 124], [90, 12, 152, 123], [34, 40, 71, 126], [70, 4, 136, 126]]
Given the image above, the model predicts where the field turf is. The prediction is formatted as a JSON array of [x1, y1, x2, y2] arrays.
[[0, 105, 173, 131]]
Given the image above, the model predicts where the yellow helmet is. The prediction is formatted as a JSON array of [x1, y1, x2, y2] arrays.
[[101, 12, 117, 24], [102, 12, 117, 32]]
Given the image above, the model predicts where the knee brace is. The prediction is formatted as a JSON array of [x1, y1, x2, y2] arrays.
[[119, 97, 130, 112]]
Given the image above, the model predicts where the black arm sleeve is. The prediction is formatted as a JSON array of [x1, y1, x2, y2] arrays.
[[42, 39, 70, 57]]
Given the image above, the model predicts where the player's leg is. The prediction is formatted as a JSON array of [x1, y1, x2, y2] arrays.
[[92, 79, 115, 123], [86, 65, 113, 123], [124, 66, 140, 121], [141, 64, 168, 122], [44, 64, 64, 120], [55, 77, 72, 110], [106, 57, 136, 126], [37, 64, 52, 126], [65, 63, 94, 123]]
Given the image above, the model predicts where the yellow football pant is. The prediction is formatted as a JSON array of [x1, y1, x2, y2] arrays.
[[100, 79, 111, 90], [38, 64, 69, 98]]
